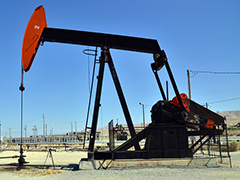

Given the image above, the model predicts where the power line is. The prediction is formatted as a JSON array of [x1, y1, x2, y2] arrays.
[[1, 116, 42, 128], [190, 70, 240, 78], [208, 96, 240, 105]]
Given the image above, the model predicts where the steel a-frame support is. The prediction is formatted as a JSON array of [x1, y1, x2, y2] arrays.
[[151, 50, 184, 109], [88, 47, 140, 159], [88, 48, 106, 154]]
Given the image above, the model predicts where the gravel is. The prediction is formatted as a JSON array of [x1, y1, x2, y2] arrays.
[[1, 164, 239, 180], [1, 151, 240, 180]]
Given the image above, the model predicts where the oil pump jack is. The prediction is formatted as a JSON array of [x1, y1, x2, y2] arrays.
[[21, 6, 230, 166]]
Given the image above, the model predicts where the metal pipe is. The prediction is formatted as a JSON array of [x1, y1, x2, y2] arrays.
[[83, 47, 97, 149], [187, 70, 191, 99], [139, 103, 145, 129], [18, 67, 26, 166]]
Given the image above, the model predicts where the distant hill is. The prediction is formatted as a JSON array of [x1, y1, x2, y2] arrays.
[[218, 110, 240, 126]]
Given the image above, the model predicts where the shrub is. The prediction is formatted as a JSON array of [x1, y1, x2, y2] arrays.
[[221, 141, 239, 152], [229, 141, 239, 151]]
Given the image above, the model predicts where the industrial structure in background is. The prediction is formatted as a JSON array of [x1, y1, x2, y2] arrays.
[[2, 117, 101, 151], [16, 6, 232, 168]]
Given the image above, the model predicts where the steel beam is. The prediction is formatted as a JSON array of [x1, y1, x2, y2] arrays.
[[164, 59, 185, 109], [151, 64, 167, 101], [106, 50, 140, 150], [94, 149, 192, 160], [41, 28, 161, 54], [189, 100, 225, 125]]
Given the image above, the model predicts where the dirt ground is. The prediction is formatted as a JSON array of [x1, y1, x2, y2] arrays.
[[0, 150, 239, 179]]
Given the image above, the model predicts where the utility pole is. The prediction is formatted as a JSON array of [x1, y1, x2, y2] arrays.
[[32, 125, 37, 136], [9, 128, 11, 138], [24, 125, 27, 138], [187, 70, 192, 99], [43, 114, 45, 136], [51, 124, 53, 136], [71, 122, 73, 136], [139, 103, 145, 129], [75, 121, 77, 132], [206, 103, 209, 109], [166, 81, 169, 101]]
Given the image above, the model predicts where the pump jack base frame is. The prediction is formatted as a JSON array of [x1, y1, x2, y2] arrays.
[[89, 124, 225, 161]]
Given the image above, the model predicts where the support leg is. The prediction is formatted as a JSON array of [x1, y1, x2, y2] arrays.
[[106, 50, 140, 150], [88, 48, 106, 153]]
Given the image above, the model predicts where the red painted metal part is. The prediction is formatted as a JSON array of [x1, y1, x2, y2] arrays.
[[170, 93, 190, 111], [22, 5, 47, 72]]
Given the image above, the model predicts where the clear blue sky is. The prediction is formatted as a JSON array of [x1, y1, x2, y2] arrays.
[[1, 0, 240, 137]]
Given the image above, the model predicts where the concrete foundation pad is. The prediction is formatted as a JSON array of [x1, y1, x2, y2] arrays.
[[79, 158, 99, 170]]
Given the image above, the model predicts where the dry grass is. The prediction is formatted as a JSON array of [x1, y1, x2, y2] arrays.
[[218, 159, 230, 165], [46, 169, 52, 175], [191, 140, 240, 152], [110, 159, 187, 168], [136, 162, 148, 166], [221, 141, 240, 152], [15, 168, 63, 176]]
